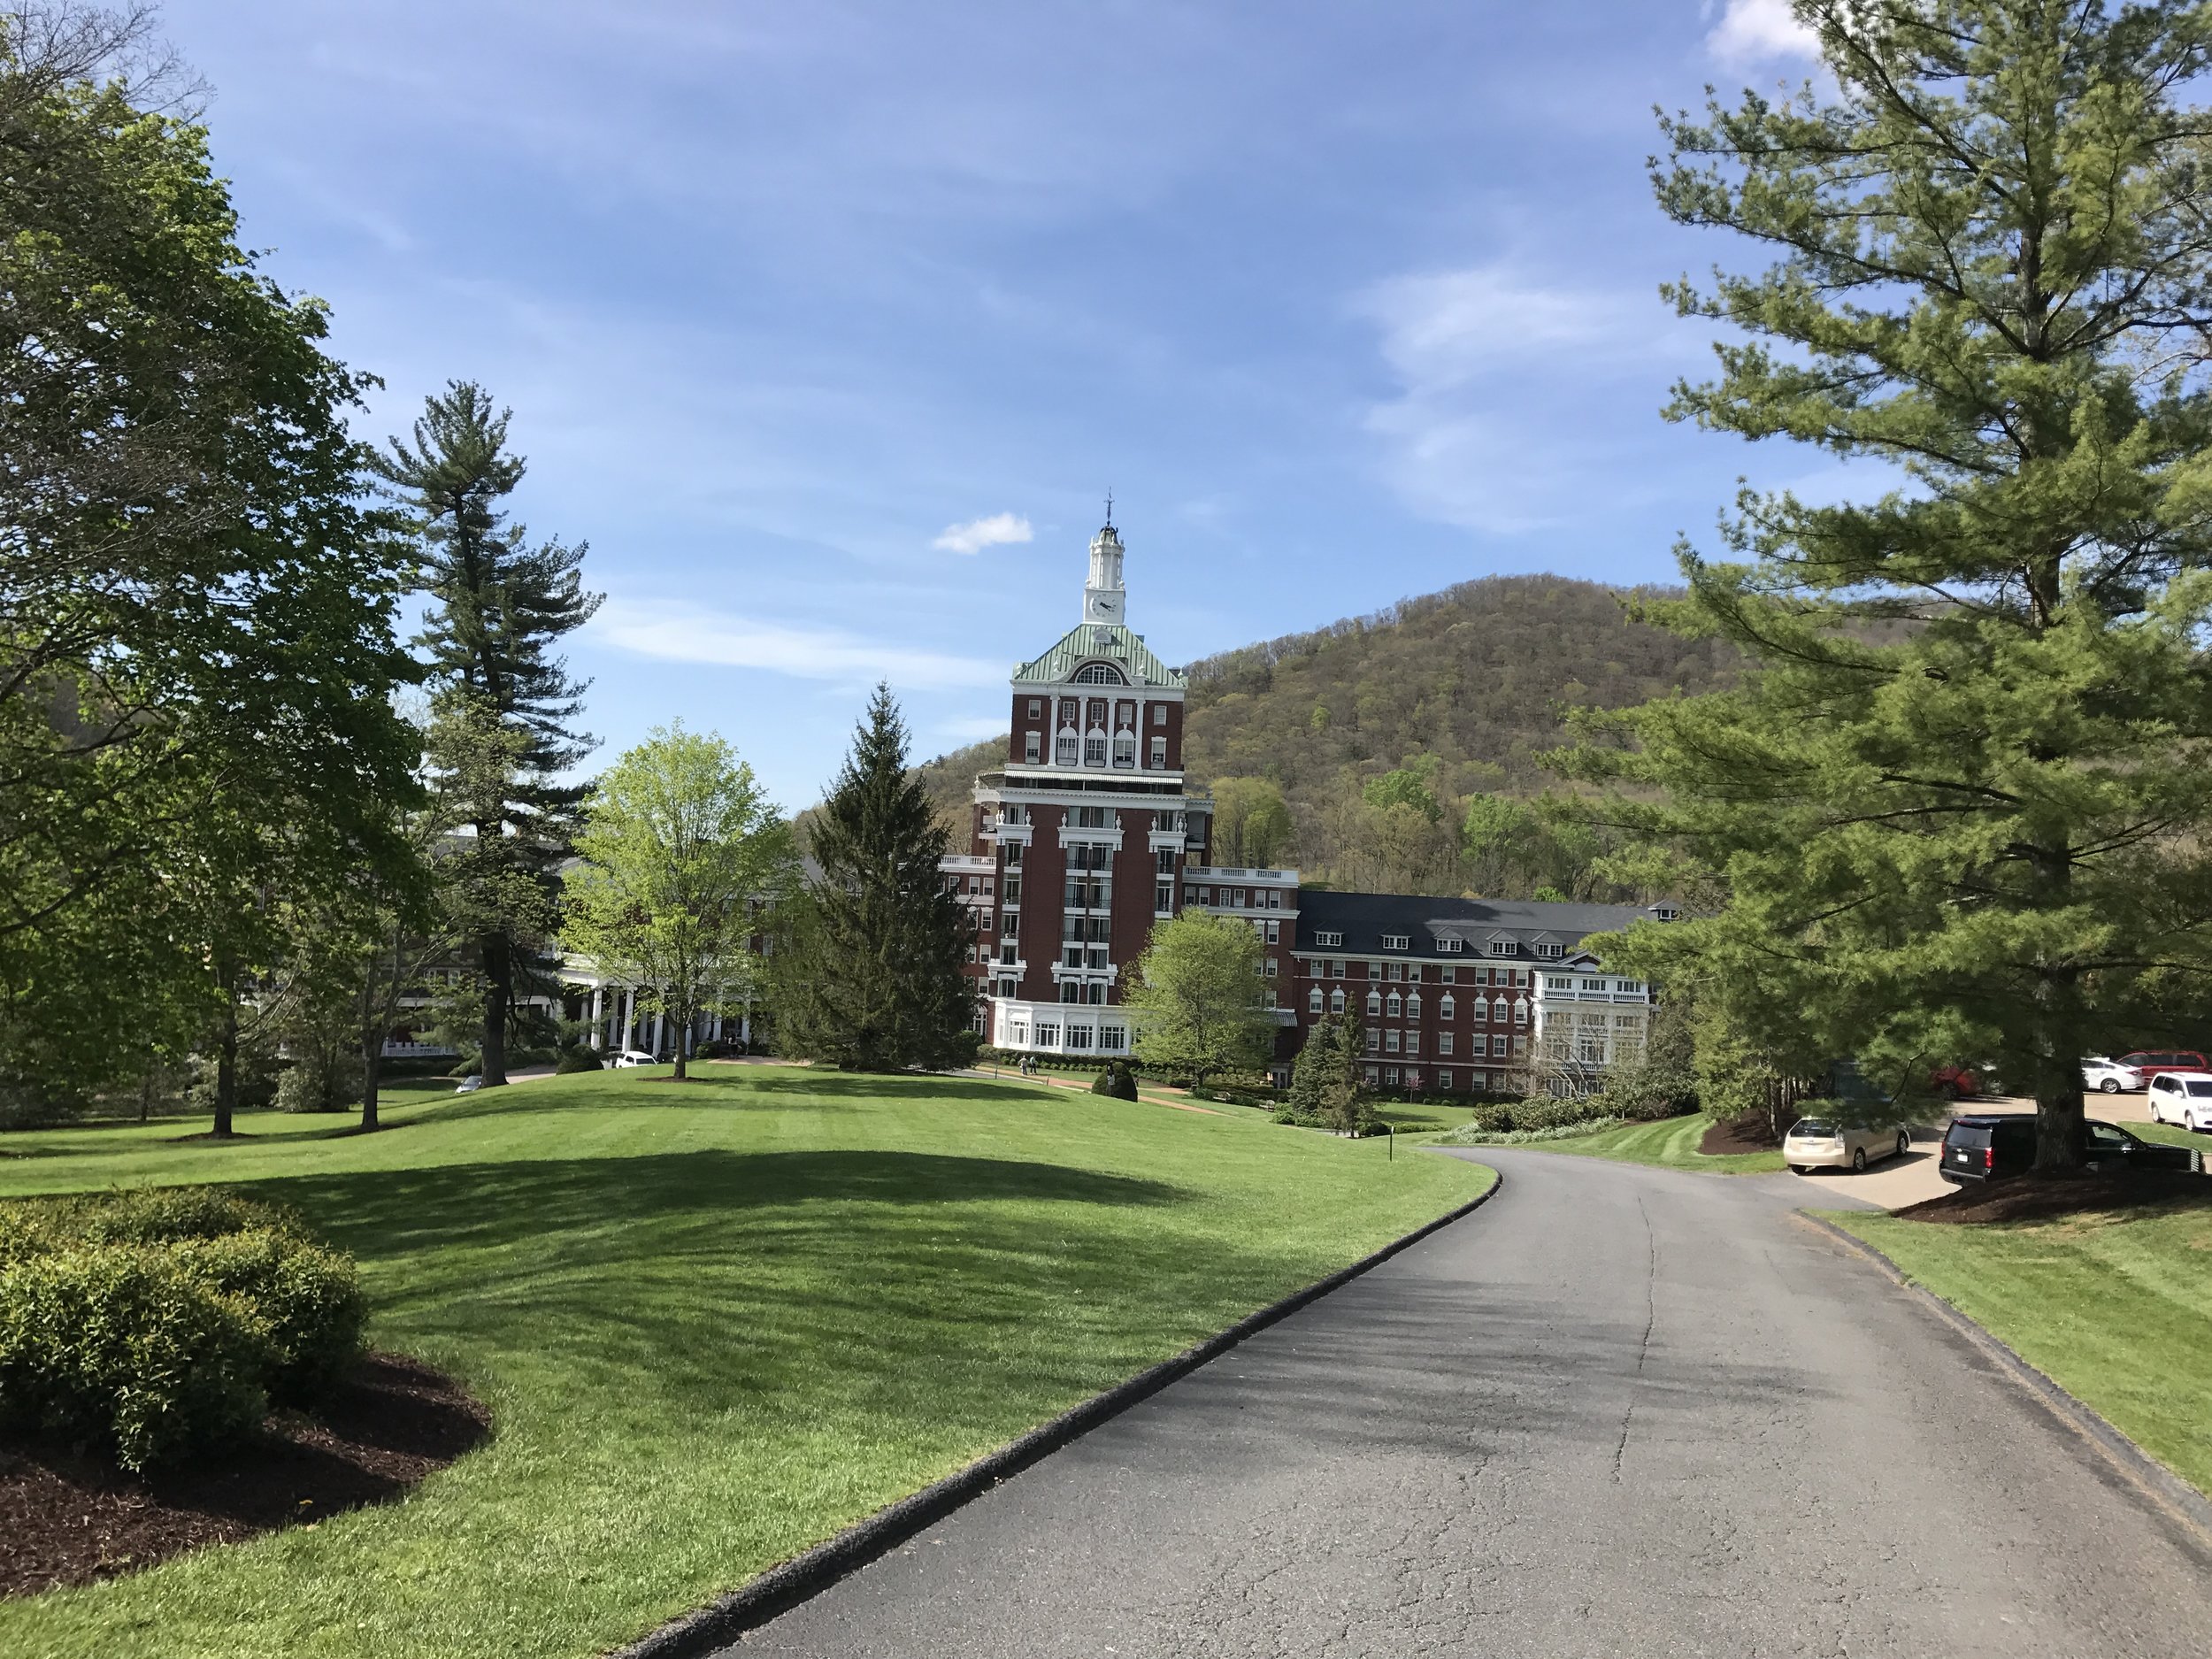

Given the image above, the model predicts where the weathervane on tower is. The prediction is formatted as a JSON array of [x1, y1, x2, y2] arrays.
[[1103, 488, 1114, 529]]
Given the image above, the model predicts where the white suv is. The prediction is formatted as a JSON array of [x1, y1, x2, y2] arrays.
[[2082, 1056, 2144, 1094], [611, 1049, 658, 1069], [2147, 1070, 2212, 1130]]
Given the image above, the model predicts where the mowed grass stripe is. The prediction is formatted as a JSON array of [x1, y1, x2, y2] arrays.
[[0, 1066, 1491, 1659]]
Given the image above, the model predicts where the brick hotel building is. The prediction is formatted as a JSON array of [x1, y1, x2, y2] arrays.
[[943, 521, 1673, 1094]]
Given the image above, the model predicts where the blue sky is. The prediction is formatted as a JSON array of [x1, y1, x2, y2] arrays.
[[168, 0, 1828, 810]]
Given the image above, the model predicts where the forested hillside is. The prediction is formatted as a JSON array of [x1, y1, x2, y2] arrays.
[[915, 574, 1740, 899]]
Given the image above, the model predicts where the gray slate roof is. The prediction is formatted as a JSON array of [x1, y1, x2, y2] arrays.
[[1294, 891, 1668, 958], [1011, 623, 1184, 690]]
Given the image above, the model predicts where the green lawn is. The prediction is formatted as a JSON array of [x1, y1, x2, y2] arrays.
[[0, 1066, 1491, 1659], [1539, 1113, 1787, 1173], [1831, 1195, 2212, 1497]]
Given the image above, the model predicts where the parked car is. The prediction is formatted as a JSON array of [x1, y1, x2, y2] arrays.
[[610, 1049, 658, 1068], [1928, 1064, 1983, 1101], [453, 1075, 484, 1094], [1784, 1117, 1914, 1174], [2147, 1071, 2212, 1132], [2081, 1056, 2144, 1094], [1939, 1113, 2201, 1184], [2114, 1049, 2209, 1082]]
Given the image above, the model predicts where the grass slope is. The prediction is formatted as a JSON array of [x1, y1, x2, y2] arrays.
[[1831, 1198, 2212, 1498], [0, 1065, 1490, 1659], [1537, 1113, 1786, 1173]]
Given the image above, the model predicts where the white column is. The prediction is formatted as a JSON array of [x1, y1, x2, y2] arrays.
[[650, 1010, 664, 1056], [588, 986, 603, 1048], [622, 987, 635, 1049]]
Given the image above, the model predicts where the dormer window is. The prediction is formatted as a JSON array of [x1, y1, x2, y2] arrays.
[[1535, 942, 1565, 960], [1489, 940, 1519, 957], [1381, 933, 1409, 950], [1438, 937, 1463, 954], [1072, 662, 1126, 685]]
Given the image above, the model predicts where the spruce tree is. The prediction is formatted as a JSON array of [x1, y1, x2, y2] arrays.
[[776, 685, 974, 1071], [1558, 0, 2212, 1171], [376, 383, 600, 1086]]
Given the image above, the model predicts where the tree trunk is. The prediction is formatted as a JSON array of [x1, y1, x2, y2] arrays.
[[212, 992, 238, 1139], [672, 998, 689, 1079], [2029, 842, 2086, 1172], [361, 1032, 383, 1132], [480, 930, 510, 1086]]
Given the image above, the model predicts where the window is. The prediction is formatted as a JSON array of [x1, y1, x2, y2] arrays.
[[1364, 1067, 1379, 1085], [1100, 1025, 1127, 1051], [1579, 977, 1605, 992], [1490, 940, 1519, 957], [1263, 958, 1279, 978], [1156, 883, 1174, 913], [1383, 1067, 1399, 1087], [1546, 975, 1571, 991], [1536, 942, 1565, 960], [1067, 1024, 1094, 1049], [1438, 1032, 1454, 1056], [1084, 734, 1107, 766], [1073, 663, 1125, 685], [1473, 999, 1489, 1023], [1366, 991, 1382, 1018], [1003, 874, 1021, 903], [1315, 931, 1344, 947], [1056, 732, 1078, 766], [1071, 805, 1109, 828], [1036, 1023, 1060, 1047], [1265, 920, 1280, 944], [1193, 886, 1210, 903], [1027, 699, 1041, 718], [1437, 1069, 1453, 1089], [1365, 1028, 1379, 1053], [1515, 1002, 1530, 1025], [1405, 1032, 1419, 1056], [1616, 979, 1641, 995], [1385, 1029, 1401, 1054], [1440, 995, 1455, 1019], [1309, 988, 1324, 1014], [1024, 732, 1041, 763], [999, 942, 1018, 964], [1386, 993, 1402, 1018], [1153, 705, 1167, 725], [1148, 736, 1166, 767], [1330, 987, 1346, 1013], [1381, 933, 1409, 950], [1440, 964, 1456, 984], [1439, 937, 1463, 954], [1405, 993, 1421, 1019], [1329, 959, 1347, 979], [1493, 998, 1509, 1024]]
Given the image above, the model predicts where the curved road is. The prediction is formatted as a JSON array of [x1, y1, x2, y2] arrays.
[[724, 1148, 2212, 1657]]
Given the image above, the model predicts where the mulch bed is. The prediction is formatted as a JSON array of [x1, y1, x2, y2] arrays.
[[1893, 1169, 2212, 1225], [1699, 1116, 1780, 1156], [0, 1352, 488, 1597]]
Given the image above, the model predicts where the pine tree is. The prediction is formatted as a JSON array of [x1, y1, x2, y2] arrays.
[[376, 383, 600, 1087], [775, 686, 975, 1071], [1558, 0, 2212, 1171]]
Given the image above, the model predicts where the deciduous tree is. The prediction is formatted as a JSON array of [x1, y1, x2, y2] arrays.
[[565, 723, 792, 1080], [1126, 912, 1275, 1087]]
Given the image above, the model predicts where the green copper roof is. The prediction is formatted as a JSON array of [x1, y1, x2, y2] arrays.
[[1011, 622, 1185, 689]]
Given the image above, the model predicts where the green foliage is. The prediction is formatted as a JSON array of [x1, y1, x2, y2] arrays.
[[0, 1188, 362, 1468], [775, 687, 975, 1071], [1127, 912, 1277, 1087], [565, 722, 793, 1079], [1558, 0, 2212, 1172], [554, 1047, 603, 1074], [1209, 776, 1294, 868], [1088, 1062, 1141, 1101], [1362, 758, 1442, 823], [378, 384, 601, 1086], [0, 18, 422, 1120]]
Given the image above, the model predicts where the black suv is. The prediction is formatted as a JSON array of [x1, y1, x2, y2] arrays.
[[1940, 1114, 2202, 1184]]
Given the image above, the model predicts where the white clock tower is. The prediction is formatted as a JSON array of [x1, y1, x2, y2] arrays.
[[1083, 522, 1126, 625]]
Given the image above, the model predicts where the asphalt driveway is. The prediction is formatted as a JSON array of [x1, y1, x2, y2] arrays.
[[723, 1147, 2212, 1657]]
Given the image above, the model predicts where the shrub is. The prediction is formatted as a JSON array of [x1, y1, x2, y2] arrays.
[[0, 1189, 365, 1464], [555, 1047, 604, 1074], [0, 1244, 270, 1471], [1088, 1064, 1140, 1101]]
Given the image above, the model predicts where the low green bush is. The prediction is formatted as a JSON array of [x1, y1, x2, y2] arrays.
[[0, 1189, 365, 1467], [1087, 1064, 1141, 1101], [0, 1244, 270, 1471], [555, 1047, 604, 1074], [1466, 1095, 1613, 1135]]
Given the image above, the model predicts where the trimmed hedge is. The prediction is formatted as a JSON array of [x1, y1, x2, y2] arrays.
[[0, 1189, 365, 1469], [555, 1047, 604, 1074]]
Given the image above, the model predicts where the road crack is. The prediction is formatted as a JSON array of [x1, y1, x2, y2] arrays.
[[1612, 1193, 1657, 1485]]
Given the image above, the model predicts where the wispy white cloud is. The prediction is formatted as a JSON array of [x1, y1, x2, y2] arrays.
[[592, 599, 1007, 690], [1353, 262, 1674, 534], [932, 511, 1033, 554], [1708, 0, 1818, 66]]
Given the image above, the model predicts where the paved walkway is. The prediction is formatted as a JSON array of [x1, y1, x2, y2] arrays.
[[724, 1148, 2212, 1658]]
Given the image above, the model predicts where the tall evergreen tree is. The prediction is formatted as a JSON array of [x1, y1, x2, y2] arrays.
[[1557, 0, 2212, 1171], [375, 383, 600, 1087], [775, 686, 974, 1071]]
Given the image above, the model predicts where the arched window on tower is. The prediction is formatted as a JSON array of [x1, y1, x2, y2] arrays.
[[1330, 987, 1346, 1014], [1073, 662, 1126, 685]]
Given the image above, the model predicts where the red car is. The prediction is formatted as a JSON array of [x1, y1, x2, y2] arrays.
[[2116, 1050, 2209, 1082], [1929, 1064, 1982, 1101]]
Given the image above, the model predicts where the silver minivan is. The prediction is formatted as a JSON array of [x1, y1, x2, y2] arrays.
[[1784, 1117, 1913, 1174]]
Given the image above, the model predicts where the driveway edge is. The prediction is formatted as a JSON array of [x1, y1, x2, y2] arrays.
[[1798, 1210, 2212, 1548], [610, 1171, 1502, 1659]]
